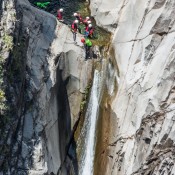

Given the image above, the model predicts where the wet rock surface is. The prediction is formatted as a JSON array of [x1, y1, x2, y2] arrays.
[[90, 0, 175, 174]]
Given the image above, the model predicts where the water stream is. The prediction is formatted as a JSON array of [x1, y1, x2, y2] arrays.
[[77, 61, 106, 175], [28, 1, 111, 174]]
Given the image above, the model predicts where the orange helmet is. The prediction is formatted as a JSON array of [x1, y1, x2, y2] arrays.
[[81, 38, 85, 43]]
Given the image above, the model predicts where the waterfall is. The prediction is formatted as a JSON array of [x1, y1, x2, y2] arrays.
[[78, 65, 105, 175]]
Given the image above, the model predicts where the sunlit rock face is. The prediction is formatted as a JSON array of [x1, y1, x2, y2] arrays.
[[0, 0, 92, 174], [90, 0, 119, 32], [90, 0, 175, 174]]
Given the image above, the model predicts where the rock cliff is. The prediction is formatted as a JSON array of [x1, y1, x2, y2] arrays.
[[0, 0, 92, 174], [90, 0, 175, 174], [2, 0, 175, 174]]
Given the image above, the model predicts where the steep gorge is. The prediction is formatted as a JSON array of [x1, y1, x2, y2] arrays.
[[0, 0, 93, 174], [91, 0, 175, 174], [1, 0, 175, 175]]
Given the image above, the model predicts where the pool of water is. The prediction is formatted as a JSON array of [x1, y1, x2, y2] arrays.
[[29, 0, 111, 46]]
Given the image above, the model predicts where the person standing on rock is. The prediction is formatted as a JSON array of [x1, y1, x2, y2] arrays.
[[86, 24, 95, 38], [57, 8, 64, 21], [83, 16, 91, 26], [81, 38, 92, 60], [71, 20, 79, 43], [84, 21, 92, 37], [73, 12, 83, 23], [83, 17, 91, 31]]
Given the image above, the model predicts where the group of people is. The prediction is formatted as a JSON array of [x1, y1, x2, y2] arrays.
[[57, 9, 94, 60], [34, 2, 95, 60], [57, 9, 95, 39]]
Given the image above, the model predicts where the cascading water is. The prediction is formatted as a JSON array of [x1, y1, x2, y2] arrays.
[[26, 1, 111, 174], [78, 61, 106, 175]]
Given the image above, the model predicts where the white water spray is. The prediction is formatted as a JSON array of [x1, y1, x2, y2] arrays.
[[79, 68, 104, 175]]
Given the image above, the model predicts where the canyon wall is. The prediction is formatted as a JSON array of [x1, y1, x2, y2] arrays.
[[91, 0, 175, 174], [0, 0, 92, 174]]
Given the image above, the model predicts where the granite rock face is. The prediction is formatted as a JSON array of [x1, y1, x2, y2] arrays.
[[0, 0, 92, 174], [90, 0, 175, 174]]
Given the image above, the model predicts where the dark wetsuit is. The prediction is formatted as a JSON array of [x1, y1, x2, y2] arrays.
[[71, 22, 78, 42]]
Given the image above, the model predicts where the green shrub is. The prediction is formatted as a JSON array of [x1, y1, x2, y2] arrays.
[[2, 34, 13, 50], [0, 89, 6, 111], [80, 82, 92, 112]]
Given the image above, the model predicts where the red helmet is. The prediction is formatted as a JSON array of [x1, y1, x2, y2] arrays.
[[81, 38, 85, 43]]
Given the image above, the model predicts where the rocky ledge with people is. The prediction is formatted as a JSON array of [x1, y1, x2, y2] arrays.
[[33, 0, 98, 61]]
